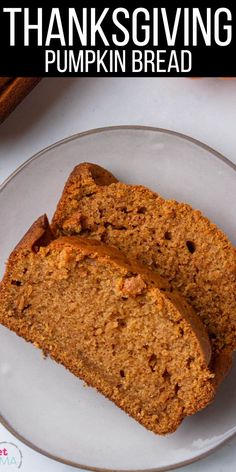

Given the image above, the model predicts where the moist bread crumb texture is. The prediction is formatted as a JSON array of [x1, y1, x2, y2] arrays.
[[52, 163, 236, 382], [0, 216, 215, 435]]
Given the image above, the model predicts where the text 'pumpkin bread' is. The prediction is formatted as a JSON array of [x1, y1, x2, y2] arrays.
[[0, 215, 214, 434], [51, 163, 236, 383]]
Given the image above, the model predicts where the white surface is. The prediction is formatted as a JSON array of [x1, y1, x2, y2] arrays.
[[1, 127, 236, 471], [0, 77, 236, 471]]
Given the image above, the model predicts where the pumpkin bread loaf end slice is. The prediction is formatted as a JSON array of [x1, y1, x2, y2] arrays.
[[0, 215, 214, 434]]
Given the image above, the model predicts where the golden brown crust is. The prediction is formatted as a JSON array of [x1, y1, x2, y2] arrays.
[[14, 214, 54, 253]]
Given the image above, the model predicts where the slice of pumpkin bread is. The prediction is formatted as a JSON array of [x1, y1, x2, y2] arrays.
[[51, 163, 236, 383], [0, 215, 214, 434]]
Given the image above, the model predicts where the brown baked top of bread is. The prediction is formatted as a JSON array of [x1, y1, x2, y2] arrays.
[[0, 215, 214, 434], [51, 163, 236, 378]]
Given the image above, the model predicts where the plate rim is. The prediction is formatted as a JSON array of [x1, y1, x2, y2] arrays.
[[0, 124, 236, 472], [1, 125, 236, 195]]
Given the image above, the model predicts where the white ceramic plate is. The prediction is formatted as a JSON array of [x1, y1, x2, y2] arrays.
[[0, 126, 236, 471]]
